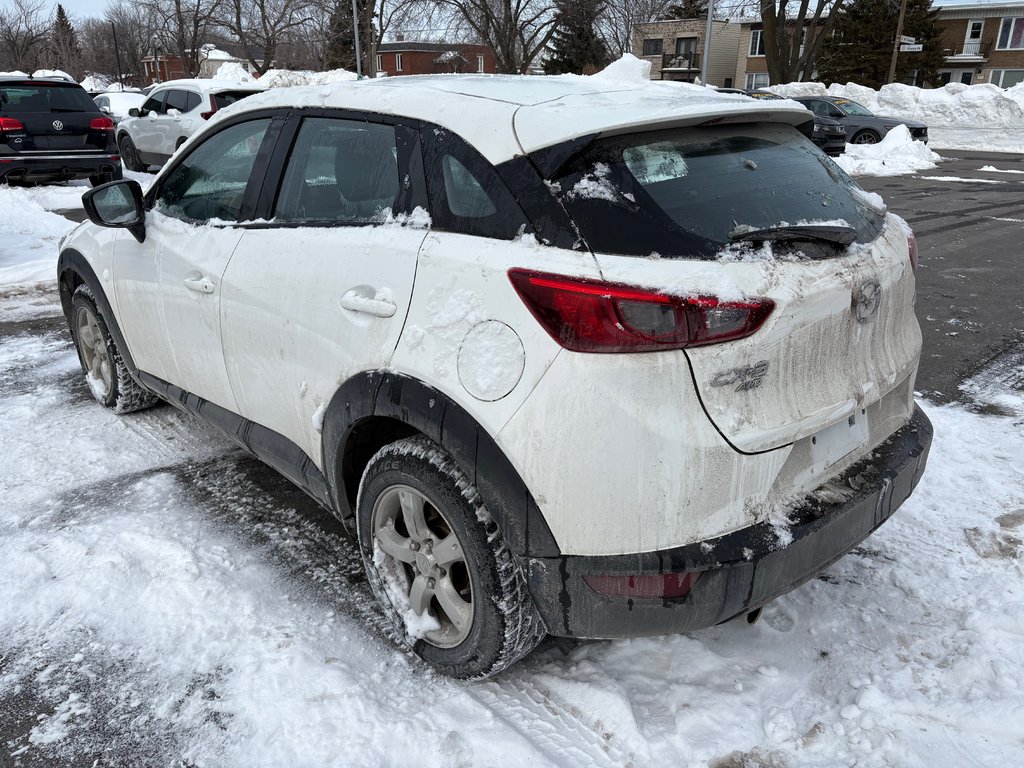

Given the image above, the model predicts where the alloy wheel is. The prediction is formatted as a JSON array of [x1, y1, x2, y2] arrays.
[[76, 305, 113, 398]]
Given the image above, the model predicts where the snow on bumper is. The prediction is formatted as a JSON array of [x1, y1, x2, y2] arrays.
[[523, 405, 932, 639]]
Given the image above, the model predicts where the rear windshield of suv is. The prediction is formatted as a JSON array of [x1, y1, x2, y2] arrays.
[[212, 90, 259, 109], [0, 83, 98, 112], [551, 123, 885, 260]]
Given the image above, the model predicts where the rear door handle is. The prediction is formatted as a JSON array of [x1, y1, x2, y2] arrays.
[[340, 290, 397, 318], [183, 276, 215, 294]]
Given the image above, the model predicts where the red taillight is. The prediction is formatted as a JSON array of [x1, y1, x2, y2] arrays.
[[0, 116, 25, 132], [89, 116, 114, 131], [508, 269, 773, 353], [200, 110, 215, 120], [584, 572, 700, 599], [907, 232, 919, 269]]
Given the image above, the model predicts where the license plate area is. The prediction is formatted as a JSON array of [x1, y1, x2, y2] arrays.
[[810, 410, 869, 475]]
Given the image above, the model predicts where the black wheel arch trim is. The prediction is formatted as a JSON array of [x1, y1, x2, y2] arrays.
[[321, 372, 561, 559]]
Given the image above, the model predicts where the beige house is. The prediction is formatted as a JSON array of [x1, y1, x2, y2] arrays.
[[633, 19, 742, 86]]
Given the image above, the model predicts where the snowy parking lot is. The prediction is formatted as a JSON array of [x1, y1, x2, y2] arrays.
[[2, 153, 1024, 767]]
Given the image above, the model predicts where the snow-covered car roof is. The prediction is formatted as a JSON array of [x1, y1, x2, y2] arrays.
[[149, 78, 266, 94], [221, 74, 814, 165]]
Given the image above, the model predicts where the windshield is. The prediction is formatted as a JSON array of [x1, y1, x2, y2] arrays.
[[0, 83, 98, 112], [833, 98, 874, 116], [551, 123, 884, 260]]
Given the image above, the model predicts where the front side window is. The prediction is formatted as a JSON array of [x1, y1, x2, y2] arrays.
[[274, 118, 399, 223], [550, 123, 884, 260], [998, 17, 1024, 49], [642, 38, 663, 56], [140, 91, 166, 114], [750, 29, 765, 56], [155, 118, 271, 222]]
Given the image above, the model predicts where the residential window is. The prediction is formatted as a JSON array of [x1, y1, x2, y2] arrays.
[[676, 37, 698, 56], [745, 72, 769, 89], [992, 68, 1024, 87], [749, 29, 765, 56], [396, 53, 403, 71], [643, 38, 663, 56], [997, 17, 1024, 49], [477, 54, 485, 72], [376, 54, 382, 72]]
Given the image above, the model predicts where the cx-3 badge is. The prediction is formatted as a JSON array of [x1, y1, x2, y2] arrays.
[[711, 360, 770, 391], [52, 120, 64, 131], [853, 280, 882, 323]]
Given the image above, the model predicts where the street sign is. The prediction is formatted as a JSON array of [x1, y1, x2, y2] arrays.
[[900, 44, 923, 51], [899, 35, 917, 44]]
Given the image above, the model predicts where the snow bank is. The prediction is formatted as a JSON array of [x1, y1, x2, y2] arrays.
[[0, 186, 77, 287], [592, 53, 652, 84], [259, 68, 359, 88], [767, 80, 1024, 152], [213, 62, 255, 83], [834, 124, 942, 177]]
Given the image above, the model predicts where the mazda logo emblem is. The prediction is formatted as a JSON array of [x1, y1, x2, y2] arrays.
[[52, 120, 64, 131], [853, 280, 882, 323]]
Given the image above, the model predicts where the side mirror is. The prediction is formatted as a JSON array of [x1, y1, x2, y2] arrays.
[[82, 179, 147, 243], [128, 107, 140, 117], [167, 108, 181, 117], [830, 109, 844, 118]]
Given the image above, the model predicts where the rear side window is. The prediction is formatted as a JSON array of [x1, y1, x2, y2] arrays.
[[213, 90, 259, 109], [274, 117, 400, 223], [185, 91, 202, 112], [164, 89, 190, 113], [422, 127, 528, 239], [156, 118, 271, 222], [0, 84, 97, 112], [552, 123, 884, 259]]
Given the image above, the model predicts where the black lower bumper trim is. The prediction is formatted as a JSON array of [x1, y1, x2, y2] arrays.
[[524, 405, 933, 639], [0, 154, 120, 182]]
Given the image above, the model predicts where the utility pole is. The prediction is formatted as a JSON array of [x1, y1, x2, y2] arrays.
[[351, 0, 363, 78], [700, 0, 715, 86], [110, 21, 124, 87], [887, 0, 910, 84]]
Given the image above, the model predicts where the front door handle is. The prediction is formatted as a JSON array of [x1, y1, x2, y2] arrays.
[[183, 276, 215, 294], [340, 290, 397, 318]]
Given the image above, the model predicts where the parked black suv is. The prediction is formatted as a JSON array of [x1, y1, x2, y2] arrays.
[[0, 76, 122, 185]]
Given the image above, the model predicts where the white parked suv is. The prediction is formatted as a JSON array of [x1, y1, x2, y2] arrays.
[[115, 78, 265, 171], [59, 75, 932, 679]]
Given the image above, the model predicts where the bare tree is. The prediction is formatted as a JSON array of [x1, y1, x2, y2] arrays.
[[759, 0, 844, 83], [427, 0, 559, 74], [218, 0, 320, 74], [106, 0, 163, 84], [146, 0, 224, 77], [598, 0, 670, 56], [0, 0, 50, 73]]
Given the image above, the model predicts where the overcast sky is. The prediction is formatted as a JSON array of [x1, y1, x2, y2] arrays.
[[4, 0, 111, 21]]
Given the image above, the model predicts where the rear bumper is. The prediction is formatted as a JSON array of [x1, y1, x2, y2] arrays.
[[813, 135, 847, 155], [0, 153, 120, 182], [523, 405, 932, 639]]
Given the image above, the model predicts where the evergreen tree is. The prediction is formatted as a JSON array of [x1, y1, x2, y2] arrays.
[[544, 0, 610, 75], [324, 0, 369, 72], [51, 4, 81, 77], [817, 0, 945, 88], [663, 0, 708, 20]]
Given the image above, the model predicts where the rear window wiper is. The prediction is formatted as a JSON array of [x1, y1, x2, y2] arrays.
[[729, 224, 858, 246]]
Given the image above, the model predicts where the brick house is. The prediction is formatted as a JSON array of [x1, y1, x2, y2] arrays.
[[632, 19, 742, 86], [376, 40, 496, 76], [935, 0, 1024, 86], [141, 53, 186, 83]]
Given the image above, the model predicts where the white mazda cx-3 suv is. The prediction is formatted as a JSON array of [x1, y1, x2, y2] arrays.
[[59, 74, 932, 679]]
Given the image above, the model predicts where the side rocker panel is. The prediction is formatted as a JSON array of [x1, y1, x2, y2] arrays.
[[321, 372, 561, 559]]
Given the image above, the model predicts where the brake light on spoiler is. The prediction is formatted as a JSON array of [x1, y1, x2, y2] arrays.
[[509, 269, 774, 353]]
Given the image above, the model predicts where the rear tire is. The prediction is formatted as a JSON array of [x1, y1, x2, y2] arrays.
[[70, 284, 159, 414], [357, 435, 545, 679], [850, 129, 881, 145], [118, 134, 146, 172]]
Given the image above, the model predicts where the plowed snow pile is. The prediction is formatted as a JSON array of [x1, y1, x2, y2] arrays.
[[834, 124, 941, 176], [768, 80, 1024, 152]]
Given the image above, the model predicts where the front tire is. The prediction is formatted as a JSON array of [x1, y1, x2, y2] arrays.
[[70, 284, 159, 414], [357, 436, 545, 679], [850, 129, 881, 145]]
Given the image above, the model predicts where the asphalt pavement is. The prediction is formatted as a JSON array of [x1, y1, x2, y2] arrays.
[[857, 150, 1024, 405]]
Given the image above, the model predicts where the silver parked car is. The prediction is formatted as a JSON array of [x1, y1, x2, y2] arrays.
[[795, 95, 928, 145]]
